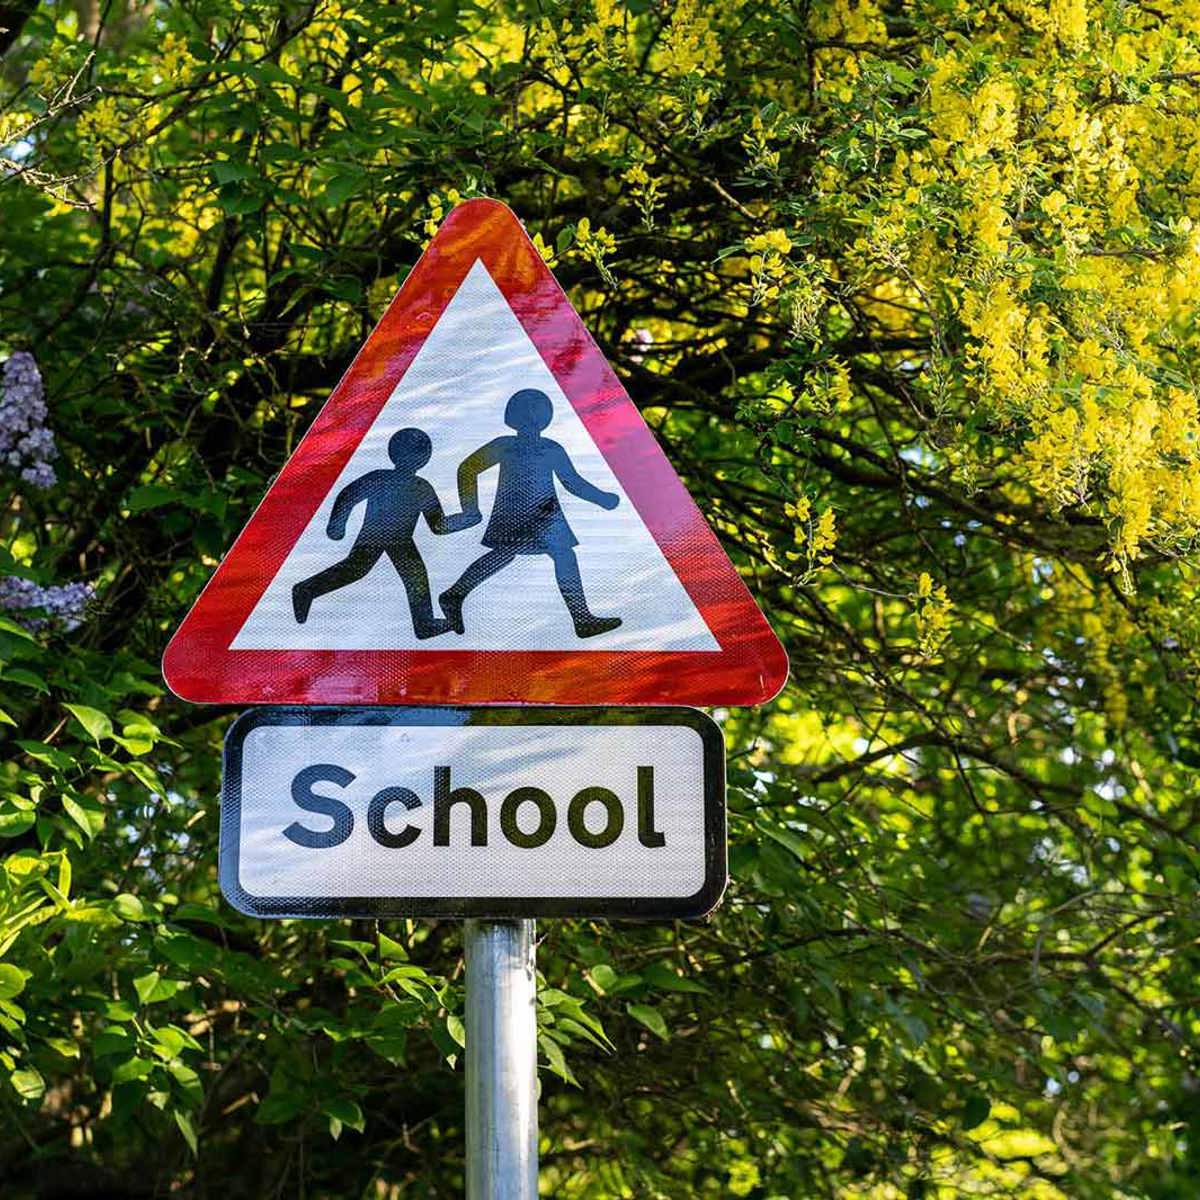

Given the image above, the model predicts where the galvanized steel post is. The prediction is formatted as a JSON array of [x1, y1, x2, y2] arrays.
[[464, 919, 538, 1199]]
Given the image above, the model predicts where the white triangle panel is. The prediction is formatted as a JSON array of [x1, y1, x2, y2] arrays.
[[231, 260, 718, 652]]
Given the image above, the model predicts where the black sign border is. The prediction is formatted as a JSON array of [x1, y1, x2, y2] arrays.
[[220, 706, 726, 920]]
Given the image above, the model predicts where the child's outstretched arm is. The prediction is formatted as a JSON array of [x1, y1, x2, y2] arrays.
[[455, 439, 502, 517], [326, 475, 370, 540], [423, 486, 482, 535], [552, 444, 620, 510]]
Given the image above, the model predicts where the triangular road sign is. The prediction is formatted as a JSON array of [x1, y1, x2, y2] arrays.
[[163, 199, 788, 706]]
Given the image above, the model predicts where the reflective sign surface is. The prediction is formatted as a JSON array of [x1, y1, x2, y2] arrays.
[[163, 199, 787, 707], [220, 706, 727, 919]]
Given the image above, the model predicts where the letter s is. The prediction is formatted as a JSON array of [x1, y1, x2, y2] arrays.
[[284, 764, 355, 849]]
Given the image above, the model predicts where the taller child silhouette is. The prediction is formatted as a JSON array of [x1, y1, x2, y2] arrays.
[[292, 427, 479, 637], [439, 388, 624, 639]]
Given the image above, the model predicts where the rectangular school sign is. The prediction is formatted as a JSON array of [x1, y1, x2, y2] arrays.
[[220, 707, 726, 920]]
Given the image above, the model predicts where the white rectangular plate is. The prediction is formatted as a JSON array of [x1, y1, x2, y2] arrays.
[[220, 707, 725, 919]]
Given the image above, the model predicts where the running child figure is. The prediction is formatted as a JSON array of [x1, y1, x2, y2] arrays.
[[292, 427, 479, 637], [439, 387, 623, 639]]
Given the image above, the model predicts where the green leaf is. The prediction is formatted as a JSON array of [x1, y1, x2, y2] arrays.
[[427, 1019, 461, 1066], [377, 932, 408, 960], [168, 1062, 203, 1106], [152, 1025, 202, 1058], [539, 1032, 579, 1086], [365, 1008, 409, 1065], [134, 971, 162, 1003], [330, 938, 375, 960], [590, 964, 618, 992], [261, 142, 303, 162], [0, 614, 37, 642], [11, 1067, 44, 1101], [64, 905, 119, 928], [897, 1011, 929, 1048], [93, 1027, 135, 1057], [320, 275, 363, 303], [759, 819, 808, 860], [0, 809, 36, 837], [113, 894, 148, 922], [169, 902, 228, 927], [380, 964, 434, 999], [64, 703, 113, 745], [125, 484, 181, 513], [645, 962, 710, 995], [175, 1109, 199, 1156], [550, 1016, 604, 1052], [446, 1013, 466, 1048], [256, 1090, 305, 1125], [320, 1097, 365, 1133], [961, 1091, 991, 1131], [62, 793, 105, 840], [114, 731, 153, 755], [321, 173, 361, 206], [44, 1036, 79, 1059], [627, 1003, 669, 1041], [589, 964, 641, 995], [112, 1056, 155, 1084], [210, 160, 259, 184], [125, 761, 166, 796], [4, 667, 47, 692], [16, 740, 73, 770], [218, 184, 265, 215], [0, 964, 27, 1000]]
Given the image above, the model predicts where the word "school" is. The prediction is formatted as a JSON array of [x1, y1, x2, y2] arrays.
[[284, 763, 668, 851]]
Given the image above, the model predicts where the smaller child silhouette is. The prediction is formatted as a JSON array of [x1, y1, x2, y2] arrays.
[[439, 388, 623, 639], [292, 427, 478, 637]]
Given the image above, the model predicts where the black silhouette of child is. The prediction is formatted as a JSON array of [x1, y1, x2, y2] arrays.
[[292, 428, 480, 637], [439, 388, 623, 639]]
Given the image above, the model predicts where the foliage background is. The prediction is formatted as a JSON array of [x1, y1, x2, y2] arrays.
[[2, 0, 1200, 1196]]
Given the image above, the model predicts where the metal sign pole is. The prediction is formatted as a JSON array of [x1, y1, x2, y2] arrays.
[[464, 919, 538, 1199]]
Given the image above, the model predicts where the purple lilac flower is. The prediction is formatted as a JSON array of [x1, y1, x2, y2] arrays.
[[1, 351, 58, 489], [0, 576, 92, 631]]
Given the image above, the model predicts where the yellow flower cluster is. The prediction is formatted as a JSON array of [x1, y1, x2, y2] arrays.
[[745, 229, 793, 304], [658, 0, 723, 79], [962, 280, 1050, 419], [809, 0, 888, 100], [531, 232, 557, 266], [157, 32, 192, 82], [622, 161, 663, 228], [0, 110, 31, 147], [1079, 589, 1131, 730], [573, 217, 617, 284], [422, 189, 463, 240], [800, 360, 853, 415], [787, 268, 826, 342], [583, 0, 634, 68], [913, 572, 953, 658], [784, 496, 837, 581], [747, 229, 792, 257], [741, 112, 781, 175], [1048, 0, 1090, 49], [26, 58, 54, 90], [869, 6, 1200, 581], [77, 96, 126, 146]]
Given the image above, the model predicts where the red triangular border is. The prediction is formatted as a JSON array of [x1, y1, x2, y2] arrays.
[[162, 199, 788, 706]]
